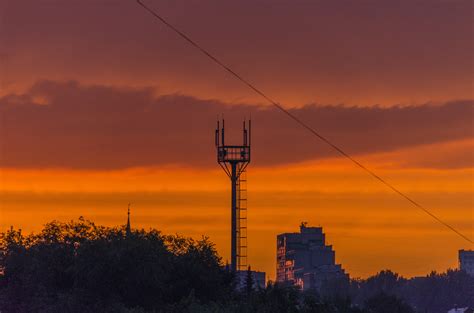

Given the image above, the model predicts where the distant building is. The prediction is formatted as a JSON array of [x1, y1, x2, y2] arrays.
[[235, 269, 266, 290], [276, 223, 347, 291], [459, 250, 474, 277]]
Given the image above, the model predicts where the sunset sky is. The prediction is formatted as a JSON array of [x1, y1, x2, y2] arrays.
[[0, 0, 473, 280]]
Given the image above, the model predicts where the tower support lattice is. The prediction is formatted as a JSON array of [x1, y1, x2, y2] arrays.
[[215, 119, 251, 272]]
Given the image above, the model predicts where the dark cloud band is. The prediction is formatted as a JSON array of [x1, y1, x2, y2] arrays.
[[0, 80, 472, 169]]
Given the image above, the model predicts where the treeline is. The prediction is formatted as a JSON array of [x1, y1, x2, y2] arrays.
[[349, 268, 473, 312], [0, 218, 472, 313]]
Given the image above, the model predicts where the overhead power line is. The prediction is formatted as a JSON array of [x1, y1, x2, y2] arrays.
[[136, 0, 473, 244]]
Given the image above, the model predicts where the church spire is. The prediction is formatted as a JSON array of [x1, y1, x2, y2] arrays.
[[126, 203, 131, 237]]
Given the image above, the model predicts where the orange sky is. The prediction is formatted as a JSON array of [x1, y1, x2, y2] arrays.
[[0, 0, 473, 280], [1, 146, 473, 279]]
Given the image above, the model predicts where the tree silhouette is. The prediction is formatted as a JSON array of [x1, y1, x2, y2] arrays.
[[364, 292, 414, 313], [245, 265, 254, 297], [0, 218, 472, 313]]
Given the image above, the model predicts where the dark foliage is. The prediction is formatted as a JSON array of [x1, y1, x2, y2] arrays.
[[0, 218, 472, 313], [0, 218, 230, 312], [363, 293, 414, 313], [350, 269, 474, 313]]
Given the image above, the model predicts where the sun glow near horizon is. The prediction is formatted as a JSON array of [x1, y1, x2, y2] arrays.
[[1, 147, 472, 280]]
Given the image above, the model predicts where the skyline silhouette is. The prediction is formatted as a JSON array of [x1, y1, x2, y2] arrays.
[[1, 0, 473, 281]]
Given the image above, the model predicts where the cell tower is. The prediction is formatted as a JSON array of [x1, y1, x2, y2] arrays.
[[215, 119, 251, 272]]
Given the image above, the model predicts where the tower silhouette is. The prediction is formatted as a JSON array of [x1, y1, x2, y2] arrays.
[[216, 119, 251, 272]]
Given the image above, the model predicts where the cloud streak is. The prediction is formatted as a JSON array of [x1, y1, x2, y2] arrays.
[[0, 80, 472, 169]]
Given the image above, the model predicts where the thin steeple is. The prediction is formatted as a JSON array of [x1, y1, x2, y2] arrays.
[[126, 203, 131, 237]]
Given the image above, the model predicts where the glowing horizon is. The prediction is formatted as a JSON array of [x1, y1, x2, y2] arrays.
[[2, 149, 472, 279]]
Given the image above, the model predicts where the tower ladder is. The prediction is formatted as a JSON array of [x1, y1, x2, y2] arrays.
[[237, 168, 248, 271]]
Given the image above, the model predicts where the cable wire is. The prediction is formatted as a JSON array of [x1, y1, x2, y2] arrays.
[[136, 0, 473, 244]]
